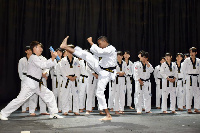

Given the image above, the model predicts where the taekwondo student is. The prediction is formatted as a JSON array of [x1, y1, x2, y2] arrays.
[[182, 53, 190, 109], [78, 58, 89, 113], [160, 53, 178, 114], [181, 47, 200, 113], [28, 48, 50, 116], [60, 36, 117, 121], [124, 50, 134, 109], [175, 53, 184, 111], [60, 44, 80, 116], [154, 57, 166, 109], [50, 48, 63, 112], [18, 46, 32, 113], [0, 41, 63, 120], [114, 51, 127, 114], [134, 52, 154, 114], [133, 50, 145, 111], [85, 63, 98, 114]]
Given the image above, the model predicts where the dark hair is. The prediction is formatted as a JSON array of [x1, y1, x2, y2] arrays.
[[124, 50, 130, 55], [97, 36, 109, 43], [30, 41, 43, 52], [160, 57, 166, 61], [138, 50, 145, 55], [141, 52, 149, 58], [56, 48, 64, 52], [165, 53, 172, 57], [184, 53, 190, 58], [176, 53, 184, 58], [24, 46, 30, 51], [189, 47, 197, 52], [117, 51, 123, 56]]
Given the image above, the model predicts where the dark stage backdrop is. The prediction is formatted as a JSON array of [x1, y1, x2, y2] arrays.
[[0, 0, 200, 106]]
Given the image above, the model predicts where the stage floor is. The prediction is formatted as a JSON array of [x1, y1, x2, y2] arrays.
[[0, 108, 200, 133]]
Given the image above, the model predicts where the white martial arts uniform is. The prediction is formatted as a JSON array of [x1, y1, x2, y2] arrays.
[[73, 44, 117, 110], [125, 60, 134, 107], [0, 54, 58, 118], [86, 68, 97, 111], [134, 61, 154, 113], [29, 55, 49, 114], [60, 56, 80, 113], [181, 57, 200, 110], [18, 57, 29, 112], [78, 60, 89, 110], [114, 60, 127, 112], [108, 80, 115, 109], [160, 62, 178, 112], [55, 61, 63, 111], [154, 65, 162, 108], [175, 62, 185, 109]]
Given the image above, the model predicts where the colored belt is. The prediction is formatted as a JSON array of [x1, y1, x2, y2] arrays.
[[99, 66, 116, 73]]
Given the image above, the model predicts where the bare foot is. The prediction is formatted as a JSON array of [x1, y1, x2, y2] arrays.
[[60, 36, 69, 49], [163, 111, 168, 113], [156, 107, 161, 109], [110, 108, 113, 111], [178, 108, 183, 111], [22, 111, 26, 113], [99, 111, 106, 115], [26, 107, 29, 111], [137, 112, 142, 114], [58, 110, 62, 113], [89, 110, 93, 112], [115, 111, 120, 115], [79, 109, 83, 113], [146, 111, 152, 113], [187, 109, 192, 113], [171, 111, 177, 114], [194, 109, 200, 113], [85, 111, 90, 115], [99, 115, 112, 121], [74, 112, 80, 115], [35, 108, 37, 111], [142, 108, 145, 111], [183, 106, 186, 109], [119, 111, 124, 114], [129, 106, 134, 109], [68, 110, 73, 113], [40, 113, 50, 115], [63, 112, 68, 116], [30, 113, 36, 116]]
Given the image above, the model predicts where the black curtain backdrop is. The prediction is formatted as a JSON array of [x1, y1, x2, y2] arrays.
[[0, 0, 200, 106]]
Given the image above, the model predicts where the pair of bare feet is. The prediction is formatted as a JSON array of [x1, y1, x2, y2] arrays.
[[162, 111, 177, 114], [29, 113, 50, 116], [188, 109, 200, 113]]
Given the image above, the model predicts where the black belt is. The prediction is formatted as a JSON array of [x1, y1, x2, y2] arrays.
[[23, 73, 27, 75], [168, 76, 174, 79], [178, 78, 183, 80], [53, 74, 57, 77], [80, 74, 88, 78], [26, 75, 43, 88], [158, 78, 162, 89], [99, 66, 116, 73], [140, 78, 150, 82], [167, 76, 175, 87], [188, 74, 199, 76], [80, 74, 88, 83]]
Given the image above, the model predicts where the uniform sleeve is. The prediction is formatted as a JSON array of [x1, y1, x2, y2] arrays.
[[18, 59, 24, 81], [90, 44, 113, 57], [174, 63, 178, 80], [181, 59, 187, 80], [33, 56, 56, 70], [160, 63, 168, 79], [59, 59, 68, 79], [134, 63, 140, 81], [154, 66, 159, 84], [147, 63, 154, 73]]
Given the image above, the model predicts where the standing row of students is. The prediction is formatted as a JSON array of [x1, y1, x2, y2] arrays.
[[1, 35, 200, 121]]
